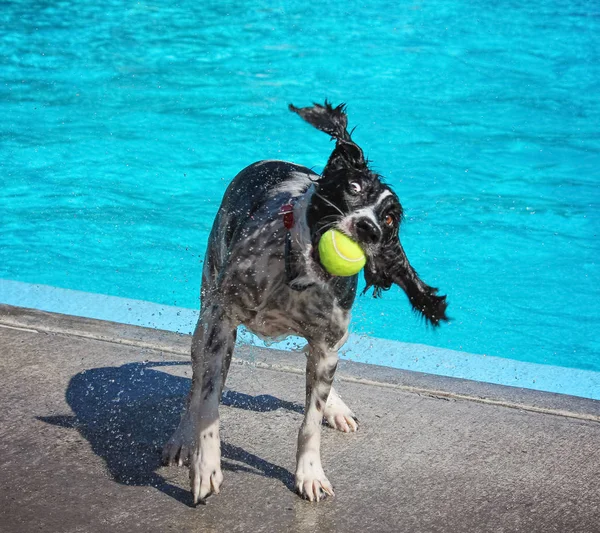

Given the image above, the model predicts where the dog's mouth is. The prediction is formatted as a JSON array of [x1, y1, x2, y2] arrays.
[[309, 221, 447, 326], [309, 222, 373, 281], [335, 224, 381, 261]]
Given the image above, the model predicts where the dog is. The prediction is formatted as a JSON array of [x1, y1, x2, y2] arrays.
[[162, 101, 448, 503]]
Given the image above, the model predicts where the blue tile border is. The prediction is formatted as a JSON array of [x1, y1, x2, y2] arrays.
[[1, 278, 598, 400]]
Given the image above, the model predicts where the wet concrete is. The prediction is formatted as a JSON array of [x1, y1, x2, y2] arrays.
[[1, 305, 599, 532]]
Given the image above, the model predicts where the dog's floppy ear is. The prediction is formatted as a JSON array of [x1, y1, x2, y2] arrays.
[[289, 101, 366, 174], [289, 101, 351, 141], [363, 237, 449, 327]]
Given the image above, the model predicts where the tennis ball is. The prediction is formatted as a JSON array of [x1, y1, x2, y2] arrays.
[[318, 229, 366, 277]]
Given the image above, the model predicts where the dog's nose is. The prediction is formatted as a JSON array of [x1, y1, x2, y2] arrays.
[[355, 218, 381, 244]]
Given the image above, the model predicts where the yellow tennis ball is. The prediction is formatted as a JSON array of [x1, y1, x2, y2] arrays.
[[318, 229, 366, 277]]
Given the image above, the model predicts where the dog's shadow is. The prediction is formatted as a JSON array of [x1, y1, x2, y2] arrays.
[[38, 361, 302, 506]]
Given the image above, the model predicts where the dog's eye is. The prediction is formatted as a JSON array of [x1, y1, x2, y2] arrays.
[[349, 181, 362, 194], [384, 214, 395, 226]]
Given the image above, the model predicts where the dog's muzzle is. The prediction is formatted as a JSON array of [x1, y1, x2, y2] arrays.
[[355, 218, 381, 245]]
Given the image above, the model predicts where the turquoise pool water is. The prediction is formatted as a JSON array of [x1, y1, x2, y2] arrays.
[[1, 1, 599, 374]]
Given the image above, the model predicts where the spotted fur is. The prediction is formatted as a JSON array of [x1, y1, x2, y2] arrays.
[[162, 102, 448, 504]]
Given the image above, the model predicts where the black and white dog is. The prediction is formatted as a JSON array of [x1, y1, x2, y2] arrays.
[[162, 102, 448, 503]]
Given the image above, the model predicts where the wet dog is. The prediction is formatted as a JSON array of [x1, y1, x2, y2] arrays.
[[162, 102, 448, 503]]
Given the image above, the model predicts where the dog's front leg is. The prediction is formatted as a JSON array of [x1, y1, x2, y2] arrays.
[[295, 342, 339, 501], [163, 304, 237, 504]]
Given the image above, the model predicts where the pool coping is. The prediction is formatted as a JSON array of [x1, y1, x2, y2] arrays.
[[2, 279, 600, 401], [1, 303, 598, 422]]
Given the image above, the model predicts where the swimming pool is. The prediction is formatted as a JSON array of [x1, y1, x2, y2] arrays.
[[1, 2, 599, 389]]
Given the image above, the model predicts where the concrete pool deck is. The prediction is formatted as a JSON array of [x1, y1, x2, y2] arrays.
[[1, 304, 599, 532]]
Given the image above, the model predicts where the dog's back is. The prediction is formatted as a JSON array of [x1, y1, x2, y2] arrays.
[[201, 160, 318, 298], [210, 160, 315, 247]]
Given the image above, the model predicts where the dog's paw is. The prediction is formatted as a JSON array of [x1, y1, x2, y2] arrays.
[[295, 456, 334, 502], [190, 450, 223, 504], [162, 413, 195, 467], [324, 387, 359, 433], [324, 412, 358, 433], [190, 423, 223, 504], [162, 439, 192, 467]]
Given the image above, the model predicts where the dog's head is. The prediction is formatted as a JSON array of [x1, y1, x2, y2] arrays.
[[290, 101, 448, 327]]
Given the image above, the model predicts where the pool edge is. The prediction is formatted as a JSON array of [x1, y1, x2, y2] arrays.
[[1, 302, 599, 421], [1, 278, 599, 401]]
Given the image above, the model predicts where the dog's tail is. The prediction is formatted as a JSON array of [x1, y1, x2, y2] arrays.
[[289, 101, 367, 173]]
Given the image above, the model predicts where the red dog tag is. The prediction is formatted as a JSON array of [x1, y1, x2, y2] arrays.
[[279, 203, 294, 229]]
